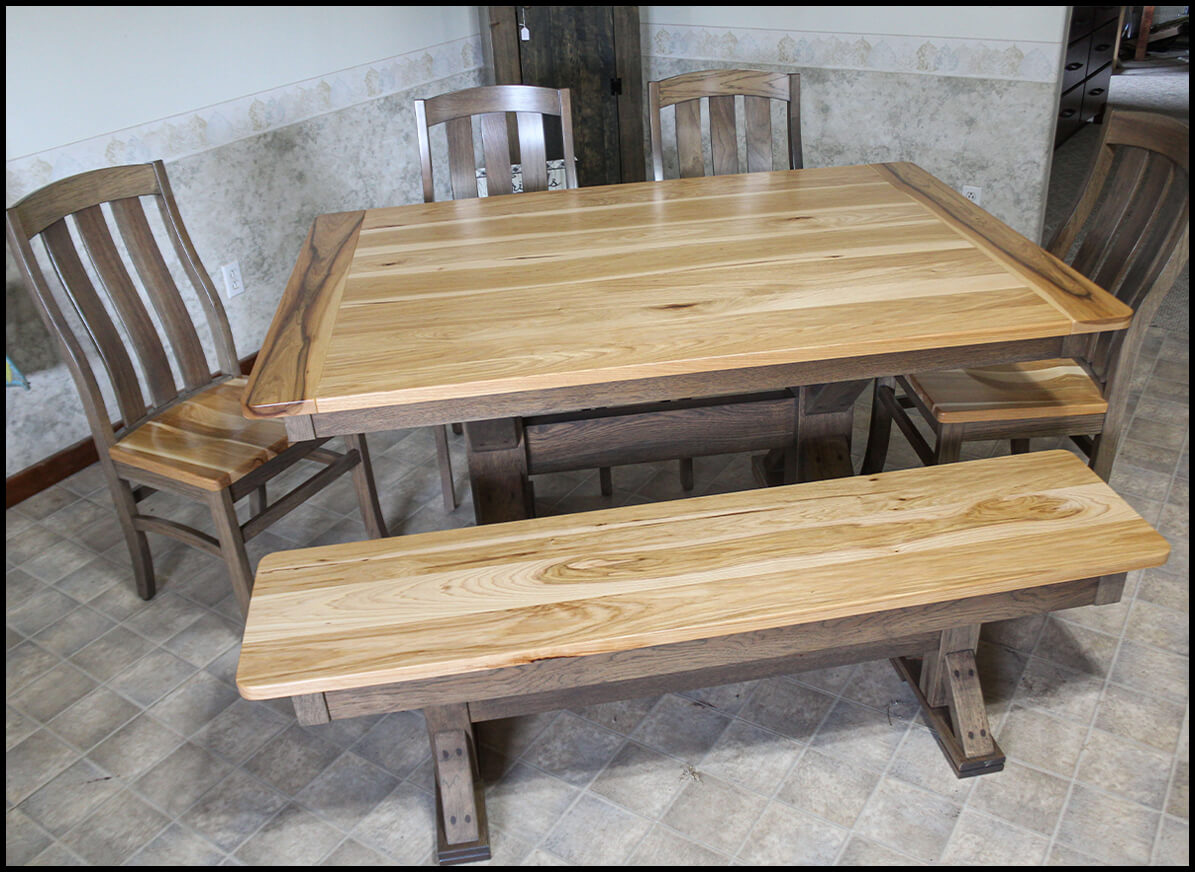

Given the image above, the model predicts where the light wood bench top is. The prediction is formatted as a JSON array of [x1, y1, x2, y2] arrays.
[[237, 451, 1167, 700]]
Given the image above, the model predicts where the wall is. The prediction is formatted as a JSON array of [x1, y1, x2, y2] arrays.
[[641, 6, 1070, 237], [5, 6, 1072, 479], [5, 6, 486, 476]]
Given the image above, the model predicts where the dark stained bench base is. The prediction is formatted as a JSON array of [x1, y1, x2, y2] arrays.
[[289, 572, 1125, 864]]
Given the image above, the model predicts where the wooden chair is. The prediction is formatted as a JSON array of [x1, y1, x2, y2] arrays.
[[648, 68, 802, 181], [5, 161, 389, 616], [648, 69, 804, 487], [415, 84, 604, 500], [861, 110, 1190, 481]]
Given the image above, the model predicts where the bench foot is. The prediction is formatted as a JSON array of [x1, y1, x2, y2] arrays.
[[893, 653, 1005, 779], [426, 705, 490, 865]]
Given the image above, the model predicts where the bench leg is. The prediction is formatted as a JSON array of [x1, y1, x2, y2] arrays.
[[893, 624, 1004, 778], [425, 704, 490, 865]]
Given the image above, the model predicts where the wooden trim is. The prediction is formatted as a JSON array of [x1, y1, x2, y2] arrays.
[[875, 162, 1134, 333], [6, 352, 259, 509], [242, 211, 364, 419]]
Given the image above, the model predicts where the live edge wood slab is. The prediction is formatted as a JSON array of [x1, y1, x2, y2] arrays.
[[236, 452, 1168, 864]]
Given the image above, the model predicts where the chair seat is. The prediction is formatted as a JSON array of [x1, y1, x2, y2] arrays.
[[110, 377, 290, 490], [906, 359, 1109, 424]]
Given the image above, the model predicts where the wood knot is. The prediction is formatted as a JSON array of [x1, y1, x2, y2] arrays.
[[964, 494, 1082, 523]]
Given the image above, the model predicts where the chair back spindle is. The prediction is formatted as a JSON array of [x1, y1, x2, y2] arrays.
[[6, 161, 240, 447], [414, 85, 579, 203], [648, 69, 802, 181]]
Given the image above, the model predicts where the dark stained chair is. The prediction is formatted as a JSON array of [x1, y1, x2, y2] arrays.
[[6, 161, 388, 615], [649, 68, 802, 181], [861, 110, 1190, 481]]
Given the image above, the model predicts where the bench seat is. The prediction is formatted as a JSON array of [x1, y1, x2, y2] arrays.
[[236, 450, 1168, 864]]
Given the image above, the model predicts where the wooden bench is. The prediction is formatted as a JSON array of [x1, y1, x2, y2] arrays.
[[236, 451, 1168, 864]]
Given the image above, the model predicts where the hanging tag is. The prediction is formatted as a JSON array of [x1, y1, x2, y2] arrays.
[[520, 24, 530, 41]]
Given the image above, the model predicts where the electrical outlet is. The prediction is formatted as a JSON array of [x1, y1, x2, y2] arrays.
[[962, 186, 982, 206], [221, 261, 245, 298]]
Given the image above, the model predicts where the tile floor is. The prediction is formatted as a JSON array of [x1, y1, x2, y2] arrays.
[[6, 70, 1189, 866]]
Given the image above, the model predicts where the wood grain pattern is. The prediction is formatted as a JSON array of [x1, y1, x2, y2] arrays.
[[875, 162, 1133, 332], [111, 377, 289, 491], [242, 211, 364, 418], [245, 166, 1130, 422], [905, 359, 1109, 423], [236, 451, 1168, 699]]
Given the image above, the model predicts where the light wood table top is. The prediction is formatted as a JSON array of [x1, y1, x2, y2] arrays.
[[244, 163, 1131, 432], [236, 450, 1168, 699]]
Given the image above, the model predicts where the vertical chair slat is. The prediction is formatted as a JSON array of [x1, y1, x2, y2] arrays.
[[675, 100, 705, 179], [1114, 168, 1188, 312], [1091, 151, 1172, 294], [516, 112, 549, 193], [786, 74, 803, 170], [154, 164, 240, 377], [445, 117, 480, 200], [73, 205, 177, 406], [42, 219, 148, 427], [709, 95, 738, 176], [1091, 167, 1186, 381], [649, 70, 803, 181], [744, 95, 774, 174], [1048, 143, 1116, 259], [1069, 149, 1147, 279], [480, 113, 514, 196], [415, 100, 436, 203], [109, 196, 211, 391]]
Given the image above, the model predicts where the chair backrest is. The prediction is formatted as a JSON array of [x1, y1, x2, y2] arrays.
[[1047, 110, 1189, 384], [414, 84, 579, 202], [5, 161, 238, 448], [648, 69, 802, 181]]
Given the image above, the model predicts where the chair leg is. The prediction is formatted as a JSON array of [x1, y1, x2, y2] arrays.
[[1010, 438, 1031, 455], [346, 433, 389, 538], [435, 425, 458, 513], [207, 489, 254, 616], [111, 475, 156, 601], [933, 424, 964, 464], [1088, 431, 1119, 482], [679, 458, 695, 491], [250, 484, 267, 515], [861, 377, 895, 474], [599, 467, 613, 496]]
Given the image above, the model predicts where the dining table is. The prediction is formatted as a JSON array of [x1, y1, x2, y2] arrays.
[[243, 162, 1132, 525]]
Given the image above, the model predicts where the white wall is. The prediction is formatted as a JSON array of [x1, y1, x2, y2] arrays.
[[4, 5, 480, 159], [642, 6, 1070, 43]]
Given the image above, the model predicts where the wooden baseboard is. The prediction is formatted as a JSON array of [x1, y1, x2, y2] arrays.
[[6, 354, 258, 509]]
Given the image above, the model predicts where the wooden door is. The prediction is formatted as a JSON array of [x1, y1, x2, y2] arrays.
[[486, 6, 645, 186]]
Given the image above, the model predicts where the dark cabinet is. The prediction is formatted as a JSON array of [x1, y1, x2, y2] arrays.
[[1056, 6, 1124, 147], [483, 6, 645, 186]]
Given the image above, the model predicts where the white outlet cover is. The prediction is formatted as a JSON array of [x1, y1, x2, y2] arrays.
[[962, 186, 982, 206], [221, 262, 245, 297]]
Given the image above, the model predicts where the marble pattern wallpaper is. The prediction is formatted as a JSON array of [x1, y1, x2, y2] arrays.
[[6, 19, 1066, 477]]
